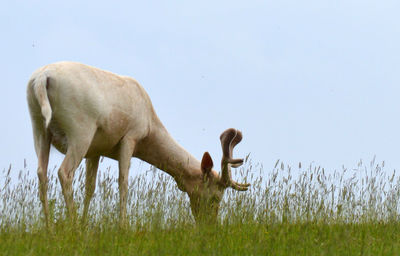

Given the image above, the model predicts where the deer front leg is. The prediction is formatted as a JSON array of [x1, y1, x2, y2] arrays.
[[118, 137, 136, 228], [82, 156, 100, 224]]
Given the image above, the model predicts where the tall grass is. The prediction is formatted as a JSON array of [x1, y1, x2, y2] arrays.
[[1, 157, 400, 255]]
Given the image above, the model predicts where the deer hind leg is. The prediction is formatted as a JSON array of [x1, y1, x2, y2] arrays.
[[29, 103, 52, 228], [35, 132, 52, 228], [58, 129, 96, 223], [118, 136, 136, 227], [82, 156, 100, 224]]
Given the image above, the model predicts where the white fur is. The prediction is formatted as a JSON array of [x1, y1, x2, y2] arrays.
[[27, 61, 247, 225]]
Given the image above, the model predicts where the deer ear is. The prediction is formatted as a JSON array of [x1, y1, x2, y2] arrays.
[[201, 152, 213, 174]]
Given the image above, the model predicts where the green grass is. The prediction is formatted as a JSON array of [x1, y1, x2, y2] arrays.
[[2, 222, 400, 255], [1, 158, 400, 255]]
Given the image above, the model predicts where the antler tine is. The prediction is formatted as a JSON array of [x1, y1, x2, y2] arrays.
[[220, 128, 235, 159], [220, 128, 243, 163], [219, 128, 250, 190], [230, 130, 242, 148], [231, 181, 251, 191]]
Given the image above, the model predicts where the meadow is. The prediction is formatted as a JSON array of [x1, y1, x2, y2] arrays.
[[1, 157, 400, 255]]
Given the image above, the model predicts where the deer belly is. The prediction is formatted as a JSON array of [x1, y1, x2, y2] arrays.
[[48, 121, 121, 158], [84, 128, 122, 158]]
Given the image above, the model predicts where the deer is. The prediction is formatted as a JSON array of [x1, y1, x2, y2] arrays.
[[26, 61, 250, 227]]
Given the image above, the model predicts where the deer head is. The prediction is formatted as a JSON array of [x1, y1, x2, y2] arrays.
[[188, 128, 250, 223]]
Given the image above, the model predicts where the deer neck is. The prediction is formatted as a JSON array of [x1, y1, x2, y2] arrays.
[[135, 124, 203, 189]]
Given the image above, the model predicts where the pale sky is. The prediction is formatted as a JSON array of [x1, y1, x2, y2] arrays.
[[1, 0, 400, 178]]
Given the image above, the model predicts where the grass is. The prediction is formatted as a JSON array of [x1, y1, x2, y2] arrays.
[[1, 157, 400, 255]]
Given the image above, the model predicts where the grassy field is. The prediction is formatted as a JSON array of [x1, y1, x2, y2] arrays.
[[1, 158, 400, 255]]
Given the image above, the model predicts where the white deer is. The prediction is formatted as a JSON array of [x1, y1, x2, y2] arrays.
[[27, 62, 249, 226]]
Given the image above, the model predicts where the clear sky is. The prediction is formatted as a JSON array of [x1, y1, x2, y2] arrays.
[[1, 0, 400, 177]]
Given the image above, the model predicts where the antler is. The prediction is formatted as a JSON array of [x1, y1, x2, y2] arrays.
[[220, 128, 250, 191]]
